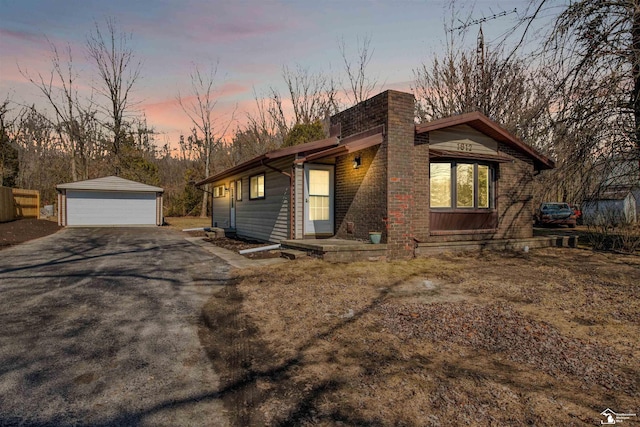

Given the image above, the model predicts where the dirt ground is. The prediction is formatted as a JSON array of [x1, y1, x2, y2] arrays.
[[202, 248, 640, 426], [5, 216, 635, 424], [0, 218, 61, 249]]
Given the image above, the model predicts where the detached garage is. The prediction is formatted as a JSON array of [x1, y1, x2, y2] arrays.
[[56, 176, 163, 226]]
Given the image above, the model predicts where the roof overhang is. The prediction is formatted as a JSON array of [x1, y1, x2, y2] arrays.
[[196, 136, 339, 186], [56, 176, 164, 192], [429, 148, 513, 163], [297, 125, 384, 163], [416, 111, 555, 170]]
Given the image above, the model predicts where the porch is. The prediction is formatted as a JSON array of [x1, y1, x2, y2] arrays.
[[281, 234, 578, 262], [280, 239, 387, 262]]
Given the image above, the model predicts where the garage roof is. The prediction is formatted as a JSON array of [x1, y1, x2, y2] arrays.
[[57, 176, 164, 192]]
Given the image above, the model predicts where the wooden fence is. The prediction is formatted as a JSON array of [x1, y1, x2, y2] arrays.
[[0, 186, 12, 222], [0, 187, 41, 222], [13, 188, 40, 219]]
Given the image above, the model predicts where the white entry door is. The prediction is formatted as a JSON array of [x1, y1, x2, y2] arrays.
[[304, 164, 334, 235], [229, 181, 236, 228]]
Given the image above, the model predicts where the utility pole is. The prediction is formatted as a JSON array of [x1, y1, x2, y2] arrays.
[[449, 9, 517, 113], [448, 8, 517, 70], [477, 25, 486, 112]]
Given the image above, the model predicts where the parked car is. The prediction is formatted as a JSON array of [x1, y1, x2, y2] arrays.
[[570, 204, 583, 225], [535, 202, 577, 228]]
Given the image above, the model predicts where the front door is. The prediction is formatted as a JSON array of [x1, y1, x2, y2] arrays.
[[304, 164, 334, 236], [229, 181, 236, 229]]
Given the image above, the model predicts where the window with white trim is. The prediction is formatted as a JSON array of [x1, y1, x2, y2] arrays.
[[213, 185, 225, 198], [249, 173, 265, 200], [236, 179, 242, 201]]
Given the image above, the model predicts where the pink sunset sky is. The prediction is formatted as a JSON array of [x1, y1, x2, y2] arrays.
[[0, 0, 535, 151]]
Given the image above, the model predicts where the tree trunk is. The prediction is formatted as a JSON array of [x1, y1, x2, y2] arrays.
[[200, 138, 211, 218]]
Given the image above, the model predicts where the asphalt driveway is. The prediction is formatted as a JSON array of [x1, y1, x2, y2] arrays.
[[0, 228, 230, 426]]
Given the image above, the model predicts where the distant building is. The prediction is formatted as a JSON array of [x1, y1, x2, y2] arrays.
[[584, 157, 640, 225], [583, 189, 637, 225]]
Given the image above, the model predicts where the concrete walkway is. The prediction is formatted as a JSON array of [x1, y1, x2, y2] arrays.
[[185, 237, 288, 269]]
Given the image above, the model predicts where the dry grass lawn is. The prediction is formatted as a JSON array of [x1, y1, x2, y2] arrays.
[[164, 216, 211, 230], [203, 248, 639, 426]]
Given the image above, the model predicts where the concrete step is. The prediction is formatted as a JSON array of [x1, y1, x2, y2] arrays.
[[280, 249, 308, 260]]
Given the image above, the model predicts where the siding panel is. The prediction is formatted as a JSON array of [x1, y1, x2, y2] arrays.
[[210, 157, 292, 242], [430, 124, 498, 154]]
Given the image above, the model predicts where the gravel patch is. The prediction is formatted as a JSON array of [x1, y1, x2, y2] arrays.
[[377, 301, 637, 395]]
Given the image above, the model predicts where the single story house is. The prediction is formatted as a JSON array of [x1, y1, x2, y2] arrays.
[[197, 90, 554, 259], [57, 176, 164, 226], [582, 188, 637, 225]]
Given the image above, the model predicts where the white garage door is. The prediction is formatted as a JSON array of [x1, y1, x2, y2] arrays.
[[66, 190, 157, 226]]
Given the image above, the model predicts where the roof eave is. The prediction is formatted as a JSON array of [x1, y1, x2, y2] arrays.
[[416, 112, 555, 171], [196, 136, 340, 186], [196, 154, 268, 186]]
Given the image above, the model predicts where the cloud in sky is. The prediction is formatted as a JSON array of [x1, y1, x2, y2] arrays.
[[0, 0, 533, 150]]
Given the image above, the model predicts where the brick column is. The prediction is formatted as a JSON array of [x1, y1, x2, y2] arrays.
[[385, 91, 417, 259]]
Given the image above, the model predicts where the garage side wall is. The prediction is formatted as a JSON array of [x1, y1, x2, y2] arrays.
[[57, 191, 67, 226], [156, 193, 163, 226]]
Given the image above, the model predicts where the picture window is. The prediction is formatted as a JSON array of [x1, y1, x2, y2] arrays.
[[430, 162, 493, 209]]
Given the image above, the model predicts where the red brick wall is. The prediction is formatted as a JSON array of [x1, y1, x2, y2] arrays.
[[385, 91, 417, 259], [331, 92, 390, 242], [334, 145, 386, 240], [331, 91, 416, 260], [426, 141, 535, 243], [330, 90, 539, 256], [495, 143, 535, 239]]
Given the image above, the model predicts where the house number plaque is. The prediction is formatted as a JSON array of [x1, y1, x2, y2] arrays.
[[457, 142, 473, 152]]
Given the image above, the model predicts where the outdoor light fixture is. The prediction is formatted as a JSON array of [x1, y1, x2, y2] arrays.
[[353, 155, 362, 169]]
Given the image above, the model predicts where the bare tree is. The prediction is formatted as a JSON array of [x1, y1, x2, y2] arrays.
[[19, 41, 97, 181], [0, 98, 20, 186], [178, 62, 235, 217], [339, 35, 379, 106], [504, 0, 640, 202], [270, 64, 339, 133], [86, 17, 141, 175], [228, 89, 282, 165], [12, 105, 72, 202], [413, 38, 550, 144]]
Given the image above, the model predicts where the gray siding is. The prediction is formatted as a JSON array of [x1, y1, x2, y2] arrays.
[[211, 184, 230, 228], [211, 157, 292, 242]]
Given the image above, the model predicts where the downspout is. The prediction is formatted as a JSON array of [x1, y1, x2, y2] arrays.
[[261, 159, 294, 239]]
